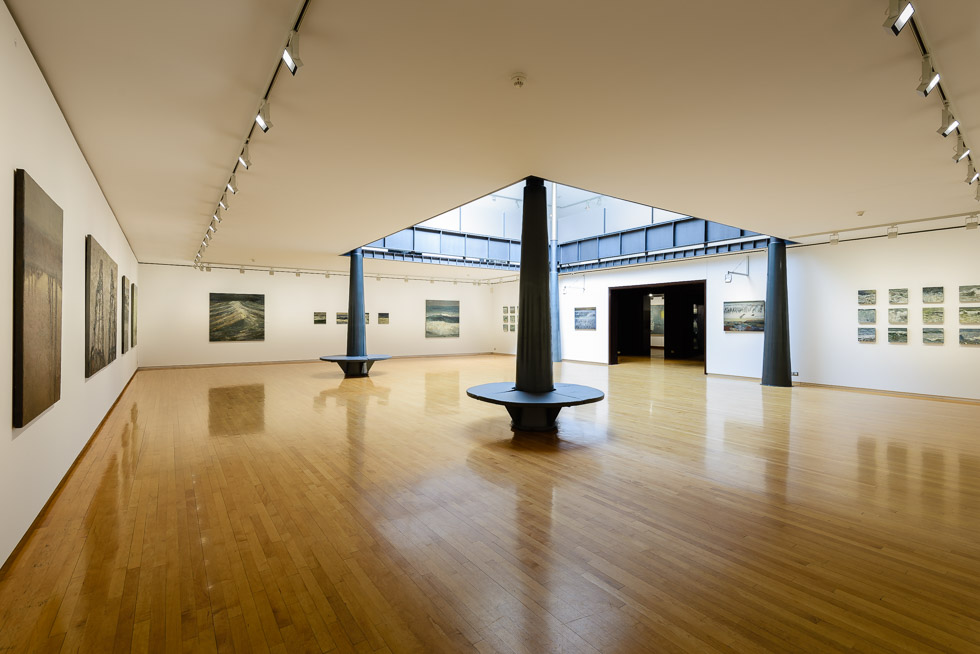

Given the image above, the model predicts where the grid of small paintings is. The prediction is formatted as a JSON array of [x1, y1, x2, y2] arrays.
[[324, 312, 386, 324], [502, 305, 518, 333], [857, 285, 980, 345]]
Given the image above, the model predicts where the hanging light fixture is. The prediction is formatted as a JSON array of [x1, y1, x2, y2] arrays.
[[282, 31, 303, 75], [966, 162, 979, 184], [938, 103, 959, 137], [916, 55, 940, 97], [953, 135, 971, 162], [255, 100, 273, 132], [238, 143, 252, 169], [226, 174, 238, 194], [213, 208, 223, 223], [883, 0, 915, 36], [218, 192, 229, 210]]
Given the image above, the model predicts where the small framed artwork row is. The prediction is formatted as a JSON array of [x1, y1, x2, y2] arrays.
[[857, 286, 980, 345]]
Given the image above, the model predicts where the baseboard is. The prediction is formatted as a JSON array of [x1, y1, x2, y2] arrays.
[[0, 367, 139, 578], [796, 381, 980, 405]]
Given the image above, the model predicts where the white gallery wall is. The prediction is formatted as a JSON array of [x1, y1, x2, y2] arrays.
[[1, 5, 139, 565], [137, 263, 496, 367]]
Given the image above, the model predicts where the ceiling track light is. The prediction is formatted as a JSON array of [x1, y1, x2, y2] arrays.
[[208, 222, 216, 233], [967, 214, 979, 230], [213, 208, 223, 223], [829, 232, 840, 245], [916, 55, 940, 97], [295, 271, 301, 278], [967, 162, 979, 184], [953, 135, 971, 162], [239, 143, 252, 169], [255, 100, 273, 132], [887, 225, 899, 239], [240, 266, 245, 274], [270, 269, 275, 276], [938, 103, 959, 138], [883, 0, 914, 35], [206, 265, 212, 272], [976, 184, 980, 202], [283, 31, 303, 75], [324, 273, 330, 279], [218, 193, 229, 210], [227, 174, 238, 194]]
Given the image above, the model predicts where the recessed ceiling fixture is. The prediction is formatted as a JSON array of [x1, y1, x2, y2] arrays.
[[283, 31, 303, 75], [953, 135, 971, 162], [883, 0, 914, 35], [938, 103, 959, 138], [226, 174, 238, 194], [511, 72, 527, 89], [916, 55, 940, 97], [238, 143, 252, 169], [255, 100, 273, 132]]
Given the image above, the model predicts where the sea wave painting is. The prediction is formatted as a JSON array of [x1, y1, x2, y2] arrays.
[[209, 293, 265, 341], [858, 327, 876, 343], [575, 307, 597, 330], [426, 300, 459, 338], [922, 287, 944, 303], [960, 329, 980, 345], [960, 307, 980, 324], [858, 289, 876, 305], [889, 288, 908, 305], [858, 309, 876, 324], [922, 307, 944, 324], [923, 328, 944, 345], [960, 285, 980, 303], [888, 328, 908, 344], [723, 301, 765, 332]]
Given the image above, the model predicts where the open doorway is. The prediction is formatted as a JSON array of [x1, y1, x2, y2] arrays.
[[608, 280, 706, 371]]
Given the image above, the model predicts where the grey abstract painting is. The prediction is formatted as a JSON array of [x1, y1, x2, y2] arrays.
[[888, 328, 908, 344], [922, 328, 944, 345], [889, 288, 908, 305], [888, 308, 908, 325], [858, 309, 876, 324], [574, 307, 597, 330], [858, 328, 876, 343], [85, 235, 117, 377], [922, 287, 944, 303], [13, 169, 63, 427]]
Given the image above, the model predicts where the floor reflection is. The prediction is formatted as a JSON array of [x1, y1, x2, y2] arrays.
[[886, 442, 908, 508], [208, 384, 265, 435], [424, 371, 459, 416], [760, 389, 791, 501], [314, 378, 389, 476]]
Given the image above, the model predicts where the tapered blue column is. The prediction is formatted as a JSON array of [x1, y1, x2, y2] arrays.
[[550, 237, 562, 363], [516, 177, 554, 392], [762, 238, 792, 387], [347, 248, 366, 357]]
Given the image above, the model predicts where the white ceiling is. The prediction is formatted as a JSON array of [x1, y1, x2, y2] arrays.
[[7, 0, 980, 273]]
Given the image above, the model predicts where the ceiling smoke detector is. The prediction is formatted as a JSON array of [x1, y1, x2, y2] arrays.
[[511, 72, 527, 89]]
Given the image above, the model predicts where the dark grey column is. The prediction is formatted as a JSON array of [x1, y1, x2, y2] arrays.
[[515, 177, 554, 392], [549, 237, 562, 363], [762, 237, 792, 387], [346, 248, 366, 357]]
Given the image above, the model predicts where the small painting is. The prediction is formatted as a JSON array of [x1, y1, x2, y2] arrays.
[[503, 324, 508, 332], [889, 288, 908, 305], [313, 312, 326, 324], [888, 308, 908, 325], [509, 324, 515, 332], [131, 283, 137, 347], [209, 293, 264, 341], [922, 287, 944, 303], [923, 328, 944, 345], [121, 275, 130, 354], [651, 302, 665, 335], [508, 315, 514, 324], [85, 235, 117, 377], [426, 300, 460, 338], [857, 309, 876, 324], [574, 307, 597, 330], [365, 312, 370, 325], [503, 306, 508, 314], [858, 290, 876, 305], [960, 285, 980, 303], [858, 327, 876, 343], [13, 169, 63, 427], [337, 312, 348, 324], [960, 329, 980, 345], [723, 301, 765, 332], [379, 313, 389, 325], [888, 328, 907, 344], [510, 306, 516, 314], [922, 307, 944, 324], [960, 307, 980, 324]]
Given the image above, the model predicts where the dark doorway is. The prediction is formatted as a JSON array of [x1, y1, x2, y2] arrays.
[[608, 280, 706, 370]]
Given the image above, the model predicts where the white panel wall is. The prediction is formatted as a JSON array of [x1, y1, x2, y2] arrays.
[[1, 7, 139, 565], [137, 264, 495, 367], [788, 229, 980, 399]]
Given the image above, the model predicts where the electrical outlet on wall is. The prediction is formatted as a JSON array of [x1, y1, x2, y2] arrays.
[[792, 371, 799, 376]]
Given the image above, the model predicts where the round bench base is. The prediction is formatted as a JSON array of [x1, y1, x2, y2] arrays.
[[466, 382, 604, 431], [320, 354, 391, 378]]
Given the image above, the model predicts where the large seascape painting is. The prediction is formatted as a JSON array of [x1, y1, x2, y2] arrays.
[[85, 235, 117, 378], [425, 300, 460, 338], [723, 301, 765, 332], [209, 293, 265, 341], [121, 275, 130, 353], [13, 170, 63, 427]]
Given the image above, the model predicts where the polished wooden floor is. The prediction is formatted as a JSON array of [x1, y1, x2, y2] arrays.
[[1, 355, 979, 653]]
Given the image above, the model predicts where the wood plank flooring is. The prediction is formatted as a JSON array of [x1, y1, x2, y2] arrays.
[[1, 355, 978, 653]]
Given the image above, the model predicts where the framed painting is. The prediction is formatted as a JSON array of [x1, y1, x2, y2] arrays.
[[426, 300, 459, 338], [121, 275, 130, 353], [85, 235, 117, 377], [723, 301, 765, 332], [209, 293, 265, 341], [574, 307, 597, 330]]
